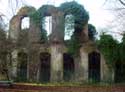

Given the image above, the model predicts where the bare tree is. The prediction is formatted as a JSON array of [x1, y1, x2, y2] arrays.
[[8, 0, 26, 15], [104, 0, 125, 35], [118, 0, 125, 6]]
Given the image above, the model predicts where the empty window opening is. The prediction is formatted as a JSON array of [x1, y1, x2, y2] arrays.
[[64, 15, 74, 40], [63, 53, 74, 81], [43, 16, 52, 37], [17, 52, 27, 81], [21, 17, 29, 29], [115, 61, 125, 83], [40, 52, 50, 82], [88, 51, 100, 82]]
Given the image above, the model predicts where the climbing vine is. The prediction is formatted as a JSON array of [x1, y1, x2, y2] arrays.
[[30, 6, 49, 42], [59, 1, 89, 55]]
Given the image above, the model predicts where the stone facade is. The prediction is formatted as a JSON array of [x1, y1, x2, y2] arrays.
[[7, 3, 111, 83]]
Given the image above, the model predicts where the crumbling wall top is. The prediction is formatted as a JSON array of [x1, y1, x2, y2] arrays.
[[17, 6, 36, 16]]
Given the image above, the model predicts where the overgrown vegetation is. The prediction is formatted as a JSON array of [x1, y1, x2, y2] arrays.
[[96, 32, 125, 82], [97, 32, 125, 67], [96, 33, 118, 68], [59, 1, 89, 55], [59, 1, 89, 28]]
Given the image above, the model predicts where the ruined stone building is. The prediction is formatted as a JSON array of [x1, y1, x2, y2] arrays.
[[8, 2, 111, 83]]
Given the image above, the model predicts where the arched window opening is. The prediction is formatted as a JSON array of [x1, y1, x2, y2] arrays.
[[88, 51, 100, 82], [63, 53, 74, 81], [64, 14, 74, 40], [40, 52, 50, 82], [21, 17, 30, 30], [17, 52, 27, 82], [43, 16, 52, 38]]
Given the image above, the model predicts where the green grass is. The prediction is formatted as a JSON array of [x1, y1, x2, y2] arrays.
[[14, 81, 125, 87]]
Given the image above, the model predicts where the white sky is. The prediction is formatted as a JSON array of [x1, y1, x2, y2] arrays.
[[0, 0, 114, 28], [1, 0, 122, 40], [27, 0, 115, 28]]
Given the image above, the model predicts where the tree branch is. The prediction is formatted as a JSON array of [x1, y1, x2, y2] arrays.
[[119, 0, 125, 6]]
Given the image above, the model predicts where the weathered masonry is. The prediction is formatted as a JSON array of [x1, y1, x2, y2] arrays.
[[8, 2, 111, 83]]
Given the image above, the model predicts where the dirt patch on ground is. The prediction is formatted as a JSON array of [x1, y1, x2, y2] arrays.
[[0, 84, 125, 92]]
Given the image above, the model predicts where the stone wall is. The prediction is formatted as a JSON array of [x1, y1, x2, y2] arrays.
[[8, 3, 111, 83]]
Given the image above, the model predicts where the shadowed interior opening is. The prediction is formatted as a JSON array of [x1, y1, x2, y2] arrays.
[[63, 53, 74, 81], [17, 52, 27, 81], [40, 52, 50, 82], [88, 51, 100, 82]]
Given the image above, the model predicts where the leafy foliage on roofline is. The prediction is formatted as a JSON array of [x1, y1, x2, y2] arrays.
[[30, 1, 90, 42], [59, 1, 89, 22], [59, 1, 89, 31]]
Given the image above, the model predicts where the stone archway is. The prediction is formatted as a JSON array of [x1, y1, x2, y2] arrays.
[[88, 51, 100, 82], [38, 5, 65, 43], [9, 6, 41, 42], [63, 53, 74, 81], [39, 52, 51, 82]]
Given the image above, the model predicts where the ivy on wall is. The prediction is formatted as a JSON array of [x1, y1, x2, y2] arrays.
[[28, 2, 99, 56], [30, 1, 90, 46], [30, 5, 54, 42], [59, 1, 89, 31], [59, 1, 90, 55]]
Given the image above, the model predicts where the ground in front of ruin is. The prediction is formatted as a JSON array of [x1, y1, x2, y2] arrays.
[[0, 83, 125, 92]]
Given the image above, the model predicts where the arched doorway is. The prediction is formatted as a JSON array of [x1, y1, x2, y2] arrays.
[[63, 53, 74, 81], [17, 52, 27, 81], [88, 51, 100, 82], [40, 52, 50, 82]]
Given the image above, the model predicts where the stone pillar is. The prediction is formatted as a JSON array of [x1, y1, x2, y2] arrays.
[[81, 23, 89, 42], [29, 18, 41, 43], [50, 11, 64, 42], [11, 50, 18, 79], [50, 44, 63, 82], [74, 47, 88, 82], [27, 48, 40, 82], [74, 56, 81, 81], [50, 11, 64, 82], [80, 48, 88, 81], [9, 15, 21, 41], [75, 47, 88, 82], [101, 54, 114, 82]]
